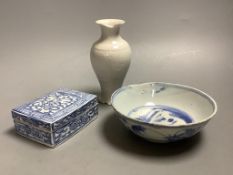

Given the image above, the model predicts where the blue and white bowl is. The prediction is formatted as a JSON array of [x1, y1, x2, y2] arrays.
[[111, 82, 217, 143]]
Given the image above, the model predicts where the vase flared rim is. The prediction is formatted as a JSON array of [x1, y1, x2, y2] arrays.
[[96, 19, 125, 28]]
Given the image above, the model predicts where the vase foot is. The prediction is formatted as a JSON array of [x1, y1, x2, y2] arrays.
[[98, 96, 112, 105]]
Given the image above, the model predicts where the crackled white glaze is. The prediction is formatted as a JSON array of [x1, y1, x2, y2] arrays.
[[91, 19, 131, 105]]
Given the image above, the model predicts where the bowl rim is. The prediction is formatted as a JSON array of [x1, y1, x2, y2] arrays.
[[111, 82, 218, 128]]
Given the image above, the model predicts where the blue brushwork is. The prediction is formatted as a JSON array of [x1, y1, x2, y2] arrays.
[[157, 105, 193, 123], [137, 110, 160, 123], [128, 105, 193, 125], [131, 125, 145, 134], [165, 128, 200, 142]]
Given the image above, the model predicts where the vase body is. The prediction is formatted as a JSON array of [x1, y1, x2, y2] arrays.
[[90, 19, 131, 105]]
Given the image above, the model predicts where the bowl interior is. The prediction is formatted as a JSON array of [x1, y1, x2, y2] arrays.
[[112, 82, 217, 126]]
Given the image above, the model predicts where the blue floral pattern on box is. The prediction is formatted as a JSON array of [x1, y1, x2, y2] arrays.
[[53, 106, 98, 145], [11, 89, 98, 147], [15, 122, 53, 145]]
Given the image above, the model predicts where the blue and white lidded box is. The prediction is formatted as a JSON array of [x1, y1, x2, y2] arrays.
[[11, 89, 98, 147]]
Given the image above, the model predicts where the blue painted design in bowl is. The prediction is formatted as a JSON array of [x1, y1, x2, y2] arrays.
[[131, 125, 146, 134], [128, 105, 193, 126]]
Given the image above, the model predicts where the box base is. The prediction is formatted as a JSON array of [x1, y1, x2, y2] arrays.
[[15, 115, 97, 148]]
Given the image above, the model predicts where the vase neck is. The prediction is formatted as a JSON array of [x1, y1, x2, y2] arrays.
[[96, 19, 125, 39], [100, 26, 120, 39]]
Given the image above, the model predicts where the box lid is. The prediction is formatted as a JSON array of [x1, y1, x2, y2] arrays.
[[12, 89, 97, 132]]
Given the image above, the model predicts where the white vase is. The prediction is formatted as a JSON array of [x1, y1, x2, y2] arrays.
[[90, 19, 131, 105]]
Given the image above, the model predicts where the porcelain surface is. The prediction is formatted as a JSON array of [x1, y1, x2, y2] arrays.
[[90, 19, 131, 105], [111, 82, 217, 142], [12, 89, 98, 147]]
